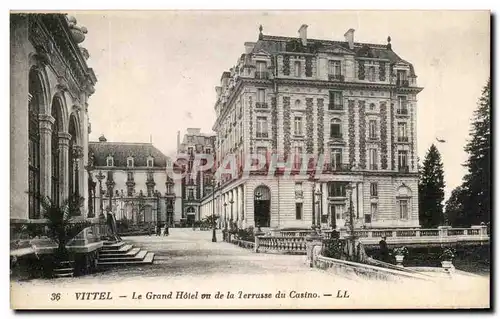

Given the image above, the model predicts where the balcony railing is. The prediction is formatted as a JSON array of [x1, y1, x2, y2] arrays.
[[256, 132, 269, 138], [256, 102, 268, 108], [328, 104, 344, 111], [396, 108, 409, 115], [398, 165, 410, 173], [255, 71, 269, 80], [325, 163, 352, 172], [330, 134, 343, 140], [397, 136, 409, 142], [328, 74, 345, 82], [396, 79, 409, 87]]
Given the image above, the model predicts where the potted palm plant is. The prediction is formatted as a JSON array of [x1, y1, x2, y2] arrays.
[[392, 246, 409, 266], [440, 248, 456, 270]]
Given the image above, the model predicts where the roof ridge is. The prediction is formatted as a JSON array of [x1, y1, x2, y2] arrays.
[[261, 34, 388, 49], [89, 141, 153, 145]]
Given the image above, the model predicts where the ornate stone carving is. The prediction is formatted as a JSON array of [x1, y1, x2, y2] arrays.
[[391, 103, 396, 170], [359, 101, 366, 169], [305, 57, 313, 77], [283, 97, 291, 156], [305, 98, 314, 153], [358, 61, 365, 80], [379, 62, 386, 81], [380, 102, 388, 169], [317, 98, 324, 154], [283, 55, 290, 76], [271, 96, 278, 150], [72, 145, 84, 159], [249, 96, 253, 153], [348, 100, 355, 165]]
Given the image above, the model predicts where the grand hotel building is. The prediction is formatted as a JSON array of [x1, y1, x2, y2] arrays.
[[199, 25, 422, 230]]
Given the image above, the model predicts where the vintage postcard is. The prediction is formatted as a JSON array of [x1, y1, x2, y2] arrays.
[[9, 10, 491, 310]]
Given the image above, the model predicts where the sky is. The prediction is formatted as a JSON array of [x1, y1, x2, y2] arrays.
[[72, 10, 490, 200]]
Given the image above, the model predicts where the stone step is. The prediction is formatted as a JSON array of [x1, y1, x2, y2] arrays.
[[99, 244, 133, 254], [98, 252, 155, 267], [99, 247, 140, 257], [98, 250, 148, 263], [54, 272, 74, 278], [53, 267, 74, 273], [101, 241, 126, 250]]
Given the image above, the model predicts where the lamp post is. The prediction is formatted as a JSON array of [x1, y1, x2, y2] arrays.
[[254, 192, 262, 233], [96, 171, 105, 219], [211, 177, 217, 243], [345, 184, 356, 260], [315, 187, 323, 229], [229, 198, 234, 228]]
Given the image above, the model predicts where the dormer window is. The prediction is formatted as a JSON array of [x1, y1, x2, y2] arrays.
[[147, 156, 154, 167], [127, 156, 134, 168], [106, 156, 114, 167]]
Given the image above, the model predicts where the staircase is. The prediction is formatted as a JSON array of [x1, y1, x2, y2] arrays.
[[53, 261, 74, 278], [97, 241, 155, 267]]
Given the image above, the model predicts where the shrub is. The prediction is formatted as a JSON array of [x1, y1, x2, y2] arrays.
[[440, 248, 456, 261], [393, 246, 409, 257]]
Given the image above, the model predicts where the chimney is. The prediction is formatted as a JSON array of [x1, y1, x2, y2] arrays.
[[244, 42, 255, 54], [176, 131, 180, 152], [298, 24, 308, 46], [98, 134, 107, 142], [344, 28, 355, 50]]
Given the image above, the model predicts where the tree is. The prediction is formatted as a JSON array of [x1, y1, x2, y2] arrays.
[[444, 186, 468, 227], [461, 78, 491, 225], [418, 144, 445, 228]]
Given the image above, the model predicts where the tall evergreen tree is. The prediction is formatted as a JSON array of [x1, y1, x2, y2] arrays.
[[461, 78, 491, 225], [444, 186, 468, 227], [419, 144, 446, 228]]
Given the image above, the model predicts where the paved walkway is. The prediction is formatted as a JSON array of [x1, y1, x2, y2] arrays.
[[11, 228, 490, 309]]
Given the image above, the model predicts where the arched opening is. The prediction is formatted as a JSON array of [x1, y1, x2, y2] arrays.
[[28, 68, 43, 219], [51, 97, 63, 206], [254, 185, 271, 227], [186, 206, 195, 226], [68, 115, 79, 201]]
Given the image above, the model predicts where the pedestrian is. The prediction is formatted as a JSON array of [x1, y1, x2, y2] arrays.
[[156, 223, 161, 236], [164, 224, 169, 236], [379, 236, 389, 263]]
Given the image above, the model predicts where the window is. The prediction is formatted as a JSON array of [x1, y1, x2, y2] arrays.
[[106, 156, 114, 167], [398, 122, 408, 142], [399, 199, 409, 219], [368, 120, 377, 139], [294, 116, 303, 135], [333, 204, 344, 220], [147, 185, 154, 197], [28, 81, 40, 219], [206, 148, 211, 154], [256, 116, 268, 138], [330, 148, 342, 169], [127, 186, 134, 197], [147, 157, 154, 167], [328, 182, 347, 197], [188, 147, 193, 155], [295, 202, 303, 220], [294, 99, 301, 108], [294, 61, 301, 77], [147, 171, 154, 181], [397, 70, 408, 85], [257, 89, 265, 103], [329, 91, 343, 110], [369, 103, 376, 111], [369, 148, 378, 170], [127, 172, 134, 181], [370, 182, 378, 197], [295, 182, 303, 197], [256, 61, 267, 79], [330, 119, 342, 138], [166, 183, 172, 194], [368, 66, 376, 82], [328, 60, 341, 77], [397, 96, 408, 114], [127, 157, 134, 168], [398, 150, 408, 171], [187, 189, 194, 200]]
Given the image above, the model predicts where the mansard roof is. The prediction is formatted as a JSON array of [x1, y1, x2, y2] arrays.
[[89, 141, 169, 168], [253, 34, 416, 76]]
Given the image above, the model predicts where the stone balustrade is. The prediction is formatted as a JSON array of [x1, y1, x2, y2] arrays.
[[254, 236, 307, 254]]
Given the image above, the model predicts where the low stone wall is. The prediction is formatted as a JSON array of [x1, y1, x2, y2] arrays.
[[230, 238, 255, 250], [314, 255, 432, 282]]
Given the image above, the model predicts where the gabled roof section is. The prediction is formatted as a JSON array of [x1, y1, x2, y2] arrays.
[[89, 141, 169, 168]]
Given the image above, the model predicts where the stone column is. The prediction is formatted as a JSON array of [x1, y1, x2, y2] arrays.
[[38, 114, 55, 199], [73, 145, 85, 216], [58, 132, 71, 203]]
